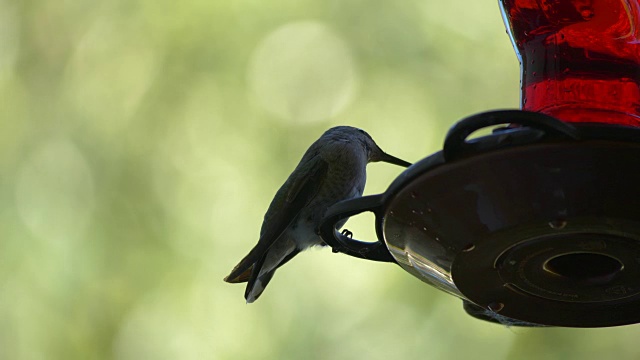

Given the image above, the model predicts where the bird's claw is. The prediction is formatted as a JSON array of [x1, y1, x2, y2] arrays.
[[341, 229, 353, 238]]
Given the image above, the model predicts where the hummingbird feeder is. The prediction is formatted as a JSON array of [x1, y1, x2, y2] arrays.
[[319, 0, 640, 327]]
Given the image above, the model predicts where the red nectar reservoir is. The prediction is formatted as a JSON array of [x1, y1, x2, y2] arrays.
[[499, 0, 640, 126]]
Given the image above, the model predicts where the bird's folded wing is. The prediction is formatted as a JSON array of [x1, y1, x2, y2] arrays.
[[224, 156, 328, 283]]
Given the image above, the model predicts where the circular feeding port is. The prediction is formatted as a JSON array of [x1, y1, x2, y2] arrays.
[[543, 252, 624, 285]]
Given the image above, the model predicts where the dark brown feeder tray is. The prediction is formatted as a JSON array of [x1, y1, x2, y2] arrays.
[[319, 110, 640, 328]]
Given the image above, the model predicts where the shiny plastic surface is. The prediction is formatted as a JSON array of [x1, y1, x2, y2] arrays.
[[382, 141, 640, 326], [319, 110, 640, 327]]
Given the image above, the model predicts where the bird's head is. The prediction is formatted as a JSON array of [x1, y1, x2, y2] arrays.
[[322, 126, 412, 167]]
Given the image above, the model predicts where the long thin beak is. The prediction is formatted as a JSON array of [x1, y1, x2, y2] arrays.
[[379, 152, 412, 167]]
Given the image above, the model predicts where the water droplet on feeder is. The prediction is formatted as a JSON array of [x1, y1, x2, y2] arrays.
[[488, 302, 505, 312], [549, 219, 567, 229], [462, 243, 475, 252], [580, 8, 594, 20]]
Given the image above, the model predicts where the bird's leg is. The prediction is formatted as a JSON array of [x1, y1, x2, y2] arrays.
[[331, 229, 353, 253]]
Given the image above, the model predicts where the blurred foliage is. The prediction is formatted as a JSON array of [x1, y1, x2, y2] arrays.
[[2, 0, 640, 359]]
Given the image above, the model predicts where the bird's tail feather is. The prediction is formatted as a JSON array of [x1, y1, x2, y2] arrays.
[[243, 247, 301, 302], [224, 265, 253, 283], [245, 270, 275, 303], [224, 245, 264, 283]]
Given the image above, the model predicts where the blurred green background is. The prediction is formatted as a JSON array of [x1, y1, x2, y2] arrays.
[[2, 0, 640, 359]]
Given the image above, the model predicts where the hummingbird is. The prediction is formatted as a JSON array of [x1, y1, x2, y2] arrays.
[[224, 126, 411, 303]]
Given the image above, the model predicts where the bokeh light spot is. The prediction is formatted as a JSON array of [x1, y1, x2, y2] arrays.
[[248, 21, 358, 124], [64, 18, 159, 135], [15, 139, 95, 243]]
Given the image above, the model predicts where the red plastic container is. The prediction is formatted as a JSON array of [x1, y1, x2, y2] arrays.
[[499, 0, 640, 126]]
